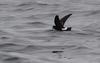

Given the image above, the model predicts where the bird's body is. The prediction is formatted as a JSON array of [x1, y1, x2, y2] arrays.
[[52, 14, 72, 31], [53, 26, 72, 31]]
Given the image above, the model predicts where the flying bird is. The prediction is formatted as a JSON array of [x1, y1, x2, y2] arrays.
[[53, 14, 72, 31]]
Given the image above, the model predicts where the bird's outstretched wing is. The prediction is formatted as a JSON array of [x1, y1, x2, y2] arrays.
[[60, 14, 72, 26], [54, 15, 63, 28]]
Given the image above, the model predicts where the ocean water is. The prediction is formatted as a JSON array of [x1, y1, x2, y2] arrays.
[[0, 0, 100, 63]]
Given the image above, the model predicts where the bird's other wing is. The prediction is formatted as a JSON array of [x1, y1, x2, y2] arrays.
[[54, 15, 63, 27], [60, 14, 72, 26]]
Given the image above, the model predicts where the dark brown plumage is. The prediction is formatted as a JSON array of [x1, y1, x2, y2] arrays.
[[53, 14, 72, 31]]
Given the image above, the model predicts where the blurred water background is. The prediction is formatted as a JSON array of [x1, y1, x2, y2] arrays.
[[0, 0, 100, 63]]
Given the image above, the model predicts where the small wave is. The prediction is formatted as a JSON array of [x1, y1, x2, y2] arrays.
[[0, 30, 10, 35], [37, 3, 49, 6], [19, 45, 42, 52], [0, 4, 8, 6], [24, 15, 39, 19], [0, 16, 16, 21], [4, 57, 20, 61], [16, 1, 50, 8], [32, 45, 77, 49], [16, 2, 33, 7], [0, 52, 22, 62], [39, 57, 62, 63], [13, 7, 34, 12], [89, 52, 100, 55], [18, 45, 77, 53], [26, 22, 47, 25], [2, 55, 25, 63], [84, 10, 100, 16], [12, 22, 48, 30], [0, 30, 14, 41], [0, 43, 25, 52], [82, 23, 100, 34], [0, 43, 20, 48], [25, 22, 48, 27], [13, 2, 35, 12], [0, 36, 11, 40], [74, 46, 90, 50], [75, 32, 92, 36], [33, 13, 56, 18]]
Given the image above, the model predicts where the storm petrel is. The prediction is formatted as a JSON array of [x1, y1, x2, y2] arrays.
[[53, 14, 72, 31]]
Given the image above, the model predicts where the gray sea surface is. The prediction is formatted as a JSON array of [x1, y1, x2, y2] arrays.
[[0, 0, 100, 63]]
